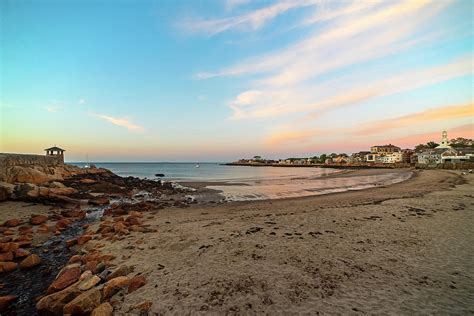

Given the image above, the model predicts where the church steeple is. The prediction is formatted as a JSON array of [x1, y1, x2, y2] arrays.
[[436, 130, 451, 149]]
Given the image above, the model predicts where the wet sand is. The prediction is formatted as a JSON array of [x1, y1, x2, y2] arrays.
[[84, 169, 474, 314]]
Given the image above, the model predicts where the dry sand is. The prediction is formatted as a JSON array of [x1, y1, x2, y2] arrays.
[[83, 169, 474, 315]]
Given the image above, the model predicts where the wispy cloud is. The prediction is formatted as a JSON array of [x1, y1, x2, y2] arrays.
[[226, 0, 251, 10], [179, 0, 318, 36], [78, 98, 86, 105], [89, 112, 144, 131], [43, 100, 65, 113], [197, 0, 445, 79], [229, 55, 472, 119]]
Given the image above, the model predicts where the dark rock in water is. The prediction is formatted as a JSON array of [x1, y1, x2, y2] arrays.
[[155, 173, 165, 177]]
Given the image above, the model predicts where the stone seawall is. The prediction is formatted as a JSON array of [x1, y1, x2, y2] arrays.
[[0, 153, 63, 168], [0, 153, 65, 183]]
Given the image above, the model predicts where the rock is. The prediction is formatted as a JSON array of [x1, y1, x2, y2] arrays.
[[66, 238, 78, 248], [85, 261, 98, 272], [0, 242, 19, 252], [134, 300, 152, 312], [80, 179, 96, 184], [9, 166, 51, 184], [90, 197, 110, 205], [91, 302, 113, 316], [78, 275, 101, 291], [47, 266, 81, 294], [94, 262, 106, 274], [0, 295, 17, 312], [38, 186, 50, 197], [78, 234, 93, 245], [30, 215, 48, 225], [37, 223, 51, 233], [14, 183, 40, 199], [79, 270, 93, 280], [18, 225, 33, 235], [3, 229, 14, 236], [36, 284, 81, 315], [3, 219, 22, 227], [125, 216, 141, 226], [0, 262, 17, 273], [55, 218, 72, 231], [68, 255, 82, 264], [0, 252, 14, 261], [0, 182, 15, 201], [19, 254, 41, 269], [128, 275, 147, 293], [61, 209, 86, 218], [14, 248, 30, 258], [107, 265, 131, 280], [49, 187, 78, 196], [63, 287, 102, 315], [49, 181, 66, 189], [103, 276, 130, 299]]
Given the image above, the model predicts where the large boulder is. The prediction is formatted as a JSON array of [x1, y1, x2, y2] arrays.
[[14, 183, 40, 199], [19, 254, 41, 269], [128, 275, 147, 293], [49, 187, 78, 196], [63, 287, 102, 315], [103, 276, 130, 299], [30, 215, 48, 225], [36, 284, 81, 315], [91, 302, 113, 316], [8, 166, 51, 184], [0, 262, 17, 273], [47, 266, 81, 294], [0, 182, 15, 201], [78, 274, 101, 291]]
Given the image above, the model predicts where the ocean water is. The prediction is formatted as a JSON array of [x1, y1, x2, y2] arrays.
[[69, 162, 411, 201], [69, 162, 339, 182]]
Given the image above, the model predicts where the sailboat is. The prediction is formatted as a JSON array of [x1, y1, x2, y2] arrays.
[[84, 154, 90, 168]]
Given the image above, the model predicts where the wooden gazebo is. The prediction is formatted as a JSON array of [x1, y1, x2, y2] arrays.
[[44, 146, 65, 161]]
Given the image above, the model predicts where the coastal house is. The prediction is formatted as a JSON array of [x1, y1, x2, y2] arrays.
[[349, 151, 370, 163], [333, 154, 349, 164], [370, 144, 401, 154], [381, 152, 403, 164], [418, 148, 458, 165], [441, 148, 474, 163], [402, 149, 415, 163]]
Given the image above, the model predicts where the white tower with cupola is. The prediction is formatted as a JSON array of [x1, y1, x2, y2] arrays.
[[436, 130, 451, 149]]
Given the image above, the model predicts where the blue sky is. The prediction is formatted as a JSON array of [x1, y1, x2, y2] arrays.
[[1, 0, 473, 161]]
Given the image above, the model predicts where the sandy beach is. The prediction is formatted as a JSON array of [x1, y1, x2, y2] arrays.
[[78, 169, 473, 314], [1, 168, 473, 314]]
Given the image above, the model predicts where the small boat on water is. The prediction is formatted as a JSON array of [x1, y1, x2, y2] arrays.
[[195, 164, 200, 168]]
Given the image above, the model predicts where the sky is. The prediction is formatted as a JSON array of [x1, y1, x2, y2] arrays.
[[0, 0, 473, 162]]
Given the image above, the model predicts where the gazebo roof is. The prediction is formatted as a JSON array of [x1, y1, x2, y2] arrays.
[[44, 146, 65, 152]]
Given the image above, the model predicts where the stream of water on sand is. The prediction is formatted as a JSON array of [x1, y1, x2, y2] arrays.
[[0, 208, 103, 315]]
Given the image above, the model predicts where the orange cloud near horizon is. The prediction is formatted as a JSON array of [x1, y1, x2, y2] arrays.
[[356, 103, 473, 136]]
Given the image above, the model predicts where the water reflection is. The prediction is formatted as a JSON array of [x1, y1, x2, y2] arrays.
[[208, 172, 412, 201]]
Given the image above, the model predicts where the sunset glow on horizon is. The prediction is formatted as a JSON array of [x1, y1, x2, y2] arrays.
[[1, 0, 473, 162]]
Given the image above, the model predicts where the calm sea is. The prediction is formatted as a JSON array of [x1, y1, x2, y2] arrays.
[[68, 162, 411, 201], [69, 162, 337, 182]]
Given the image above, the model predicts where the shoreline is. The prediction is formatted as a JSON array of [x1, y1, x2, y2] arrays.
[[179, 168, 414, 203]]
